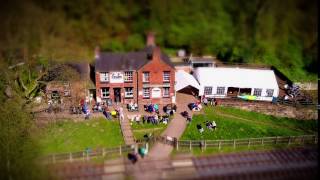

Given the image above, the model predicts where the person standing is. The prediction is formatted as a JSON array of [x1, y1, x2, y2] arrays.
[[119, 106, 124, 122]]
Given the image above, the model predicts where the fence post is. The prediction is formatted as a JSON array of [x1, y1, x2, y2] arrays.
[[69, 152, 73, 162], [86, 151, 89, 161], [261, 138, 264, 146], [175, 138, 179, 151], [52, 154, 56, 164], [233, 139, 236, 149], [218, 141, 221, 150], [248, 139, 251, 148], [314, 135, 317, 144], [288, 136, 291, 146], [119, 145, 122, 155], [275, 136, 278, 145], [189, 140, 192, 151], [102, 148, 105, 157], [301, 135, 305, 145], [204, 140, 207, 151]]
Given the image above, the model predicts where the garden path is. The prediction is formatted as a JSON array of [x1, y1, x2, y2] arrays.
[[147, 92, 199, 159]]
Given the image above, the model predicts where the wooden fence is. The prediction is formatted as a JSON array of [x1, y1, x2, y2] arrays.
[[175, 135, 317, 152], [42, 144, 138, 164]]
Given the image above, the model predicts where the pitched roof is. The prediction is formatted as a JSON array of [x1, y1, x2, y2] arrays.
[[194, 67, 279, 90], [95, 46, 174, 72]]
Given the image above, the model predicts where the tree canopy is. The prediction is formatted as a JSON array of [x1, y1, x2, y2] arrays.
[[0, 0, 317, 81]]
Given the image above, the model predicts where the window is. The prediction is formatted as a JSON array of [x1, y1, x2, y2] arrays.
[[163, 71, 170, 82], [124, 71, 133, 82], [101, 88, 110, 98], [125, 87, 134, 98], [163, 87, 170, 97], [143, 72, 150, 82], [143, 88, 150, 98], [266, 89, 274, 97], [253, 88, 262, 96], [204, 86, 213, 95], [216, 87, 225, 95], [100, 72, 109, 82]]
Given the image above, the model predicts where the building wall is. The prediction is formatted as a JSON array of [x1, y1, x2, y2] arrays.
[[95, 48, 175, 105], [95, 71, 138, 104], [137, 53, 175, 105]]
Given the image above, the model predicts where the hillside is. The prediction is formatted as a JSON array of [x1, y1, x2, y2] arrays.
[[0, 0, 317, 82]]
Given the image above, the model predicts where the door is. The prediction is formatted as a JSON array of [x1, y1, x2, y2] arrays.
[[114, 88, 121, 103]]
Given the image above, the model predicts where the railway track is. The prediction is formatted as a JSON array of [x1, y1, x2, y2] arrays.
[[49, 147, 317, 180]]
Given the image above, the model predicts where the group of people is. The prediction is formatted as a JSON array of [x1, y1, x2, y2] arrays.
[[202, 97, 218, 106], [144, 103, 159, 113], [142, 114, 170, 125], [127, 143, 149, 164], [181, 111, 192, 124], [188, 102, 202, 111], [196, 120, 217, 134], [127, 101, 138, 112], [163, 104, 177, 115]]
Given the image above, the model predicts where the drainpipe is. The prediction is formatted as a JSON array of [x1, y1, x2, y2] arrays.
[[136, 71, 139, 104]]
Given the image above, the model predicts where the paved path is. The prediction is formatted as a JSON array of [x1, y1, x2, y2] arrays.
[[148, 92, 199, 159], [120, 106, 135, 145]]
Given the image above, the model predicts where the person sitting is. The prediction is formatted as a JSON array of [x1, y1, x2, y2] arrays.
[[133, 102, 138, 111], [181, 111, 189, 118], [188, 103, 196, 110], [212, 121, 217, 130], [154, 114, 159, 124], [205, 121, 213, 131], [127, 153, 138, 164], [143, 115, 148, 124], [203, 98, 208, 106], [197, 124, 204, 134], [186, 116, 192, 124]]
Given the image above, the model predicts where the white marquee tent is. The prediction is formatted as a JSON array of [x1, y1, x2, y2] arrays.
[[175, 70, 200, 91], [193, 67, 279, 101]]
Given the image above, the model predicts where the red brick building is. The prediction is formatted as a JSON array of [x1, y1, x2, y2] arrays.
[[95, 33, 175, 105]]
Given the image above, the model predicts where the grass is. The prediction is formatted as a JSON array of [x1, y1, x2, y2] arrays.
[[181, 106, 317, 140], [38, 117, 124, 155], [130, 120, 168, 140]]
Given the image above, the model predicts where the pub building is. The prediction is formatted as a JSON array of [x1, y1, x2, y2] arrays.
[[94, 33, 175, 105]]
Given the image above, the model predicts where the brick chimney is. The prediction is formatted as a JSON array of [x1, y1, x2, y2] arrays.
[[95, 46, 100, 59], [152, 47, 161, 61], [146, 32, 155, 47]]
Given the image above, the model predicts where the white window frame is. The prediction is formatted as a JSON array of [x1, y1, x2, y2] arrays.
[[100, 72, 109, 82], [216, 87, 225, 95], [101, 88, 110, 98], [143, 72, 150, 82], [253, 88, 262, 96], [125, 87, 134, 98], [163, 71, 170, 82], [204, 86, 213, 95], [266, 89, 274, 97], [124, 71, 133, 82], [143, 88, 150, 98], [163, 87, 170, 97]]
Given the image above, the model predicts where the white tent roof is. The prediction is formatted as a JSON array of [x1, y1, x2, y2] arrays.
[[175, 70, 200, 91], [194, 67, 279, 89]]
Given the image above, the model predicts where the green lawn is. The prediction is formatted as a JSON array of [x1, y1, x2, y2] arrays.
[[38, 117, 124, 155], [181, 106, 317, 140], [130, 121, 168, 140]]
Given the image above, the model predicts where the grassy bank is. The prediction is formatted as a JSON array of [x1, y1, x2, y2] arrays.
[[181, 106, 317, 140], [38, 117, 124, 155]]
